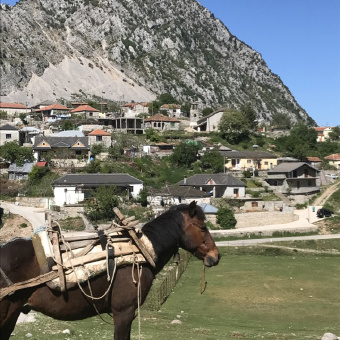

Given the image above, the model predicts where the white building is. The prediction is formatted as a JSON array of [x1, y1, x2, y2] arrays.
[[52, 173, 143, 206]]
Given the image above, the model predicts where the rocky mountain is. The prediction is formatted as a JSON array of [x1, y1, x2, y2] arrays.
[[0, 0, 315, 125]]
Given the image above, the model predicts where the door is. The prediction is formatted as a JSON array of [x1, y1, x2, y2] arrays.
[[233, 188, 239, 198]]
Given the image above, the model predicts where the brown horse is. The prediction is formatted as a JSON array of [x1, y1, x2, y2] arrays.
[[0, 201, 220, 340]]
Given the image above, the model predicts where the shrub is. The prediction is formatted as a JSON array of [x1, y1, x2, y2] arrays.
[[217, 207, 237, 230]]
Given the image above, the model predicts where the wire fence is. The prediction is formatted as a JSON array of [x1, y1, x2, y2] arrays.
[[142, 250, 191, 311]]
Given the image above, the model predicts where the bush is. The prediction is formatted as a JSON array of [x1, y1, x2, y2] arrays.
[[217, 207, 237, 229]]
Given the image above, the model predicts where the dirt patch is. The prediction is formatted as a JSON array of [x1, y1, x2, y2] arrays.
[[0, 214, 34, 243]]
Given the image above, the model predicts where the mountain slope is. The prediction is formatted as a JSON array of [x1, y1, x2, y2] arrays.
[[0, 0, 315, 124]]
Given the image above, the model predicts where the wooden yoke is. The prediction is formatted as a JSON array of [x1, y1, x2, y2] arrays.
[[47, 213, 66, 292], [113, 207, 156, 268]]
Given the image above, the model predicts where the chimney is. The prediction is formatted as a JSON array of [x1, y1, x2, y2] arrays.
[[184, 176, 187, 184]]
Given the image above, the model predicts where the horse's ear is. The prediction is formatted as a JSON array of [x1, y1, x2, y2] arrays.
[[188, 200, 197, 217]]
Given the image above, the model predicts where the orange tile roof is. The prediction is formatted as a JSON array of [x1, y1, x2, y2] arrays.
[[36, 161, 47, 167], [88, 129, 111, 136], [144, 113, 179, 122], [35, 103, 69, 111], [70, 104, 99, 113], [0, 102, 28, 109], [307, 157, 322, 162], [325, 153, 340, 161]]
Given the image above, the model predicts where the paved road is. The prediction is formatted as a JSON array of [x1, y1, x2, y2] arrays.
[[216, 233, 340, 247], [0, 201, 46, 230]]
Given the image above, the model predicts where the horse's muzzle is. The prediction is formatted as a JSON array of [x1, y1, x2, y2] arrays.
[[204, 253, 221, 267]]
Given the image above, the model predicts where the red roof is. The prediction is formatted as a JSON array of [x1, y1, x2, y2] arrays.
[[35, 103, 69, 112], [0, 102, 28, 109], [314, 127, 326, 131], [36, 161, 47, 167], [144, 113, 179, 122], [70, 105, 99, 113], [325, 153, 340, 161], [307, 157, 322, 162], [88, 129, 111, 136]]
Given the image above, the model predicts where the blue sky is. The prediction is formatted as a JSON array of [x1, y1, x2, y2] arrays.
[[2, 0, 339, 127]]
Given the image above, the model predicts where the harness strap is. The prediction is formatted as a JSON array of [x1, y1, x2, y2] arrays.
[[0, 266, 13, 287]]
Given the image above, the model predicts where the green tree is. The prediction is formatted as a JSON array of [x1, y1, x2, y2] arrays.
[[157, 93, 177, 105], [28, 165, 50, 182], [216, 207, 237, 229], [271, 112, 292, 129], [0, 141, 34, 166], [240, 102, 257, 130], [170, 141, 201, 168], [200, 150, 224, 173], [90, 143, 104, 157], [137, 188, 148, 207], [219, 109, 251, 144], [328, 126, 340, 142], [61, 120, 74, 131], [85, 186, 120, 221], [148, 100, 161, 114], [202, 107, 214, 117]]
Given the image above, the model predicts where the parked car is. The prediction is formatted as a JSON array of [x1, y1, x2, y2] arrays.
[[326, 173, 339, 179], [316, 208, 334, 218]]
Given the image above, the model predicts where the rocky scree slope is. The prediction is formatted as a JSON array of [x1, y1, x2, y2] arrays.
[[0, 0, 314, 125]]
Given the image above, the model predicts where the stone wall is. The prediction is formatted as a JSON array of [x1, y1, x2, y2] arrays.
[[235, 211, 297, 228], [16, 196, 52, 208]]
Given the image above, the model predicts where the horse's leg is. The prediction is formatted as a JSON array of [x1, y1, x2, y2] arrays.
[[110, 266, 154, 340], [0, 300, 23, 340]]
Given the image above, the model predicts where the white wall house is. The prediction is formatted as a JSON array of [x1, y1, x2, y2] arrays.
[[52, 173, 143, 206], [0, 124, 20, 146], [178, 173, 246, 198]]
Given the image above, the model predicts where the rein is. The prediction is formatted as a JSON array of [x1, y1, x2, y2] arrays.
[[200, 264, 207, 294]]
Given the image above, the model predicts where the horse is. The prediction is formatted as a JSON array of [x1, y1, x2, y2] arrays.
[[0, 201, 220, 340]]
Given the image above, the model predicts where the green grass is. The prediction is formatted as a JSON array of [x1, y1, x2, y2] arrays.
[[12, 247, 340, 339]]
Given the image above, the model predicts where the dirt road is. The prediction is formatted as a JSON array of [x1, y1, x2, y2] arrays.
[[314, 181, 340, 206]]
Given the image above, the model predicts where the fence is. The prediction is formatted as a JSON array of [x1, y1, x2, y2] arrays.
[[142, 250, 191, 311]]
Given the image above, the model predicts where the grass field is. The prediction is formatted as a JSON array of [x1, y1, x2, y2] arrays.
[[11, 247, 340, 340]]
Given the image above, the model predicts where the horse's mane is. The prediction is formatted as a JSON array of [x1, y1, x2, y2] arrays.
[[141, 203, 205, 256]]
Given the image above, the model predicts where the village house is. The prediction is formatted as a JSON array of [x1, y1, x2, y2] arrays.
[[121, 102, 148, 118], [88, 129, 112, 148], [70, 104, 100, 120], [306, 156, 322, 169], [0, 102, 29, 117], [33, 103, 70, 122], [147, 185, 210, 207], [7, 161, 47, 181], [52, 173, 143, 206], [324, 153, 340, 169], [19, 127, 42, 146], [178, 173, 246, 198], [314, 126, 334, 142], [142, 143, 174, 157], [33, 135, 90, 167], [0, 124, 20, 146], [220, 150, 278, 171], [159, 104, 182, 118], [266, 162, 320, 195], [110, 116, 144, 134], [194, 108, 225, 132], [144, 113, 180, 131]]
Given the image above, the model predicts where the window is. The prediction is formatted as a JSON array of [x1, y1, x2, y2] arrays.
[[96, 136, 103, 141], [75, 150, 82, 155], [264, 161, 268, 165], [252, 202, 258, 207], [247, 160, 251, 164], [6, 134, 11, 139]]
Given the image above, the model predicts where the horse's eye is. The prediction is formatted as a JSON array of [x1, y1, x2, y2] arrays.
[[200, 225, 207, 232]]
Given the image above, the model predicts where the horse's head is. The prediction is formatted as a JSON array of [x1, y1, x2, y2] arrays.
[[175, 201, 220, 267]]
